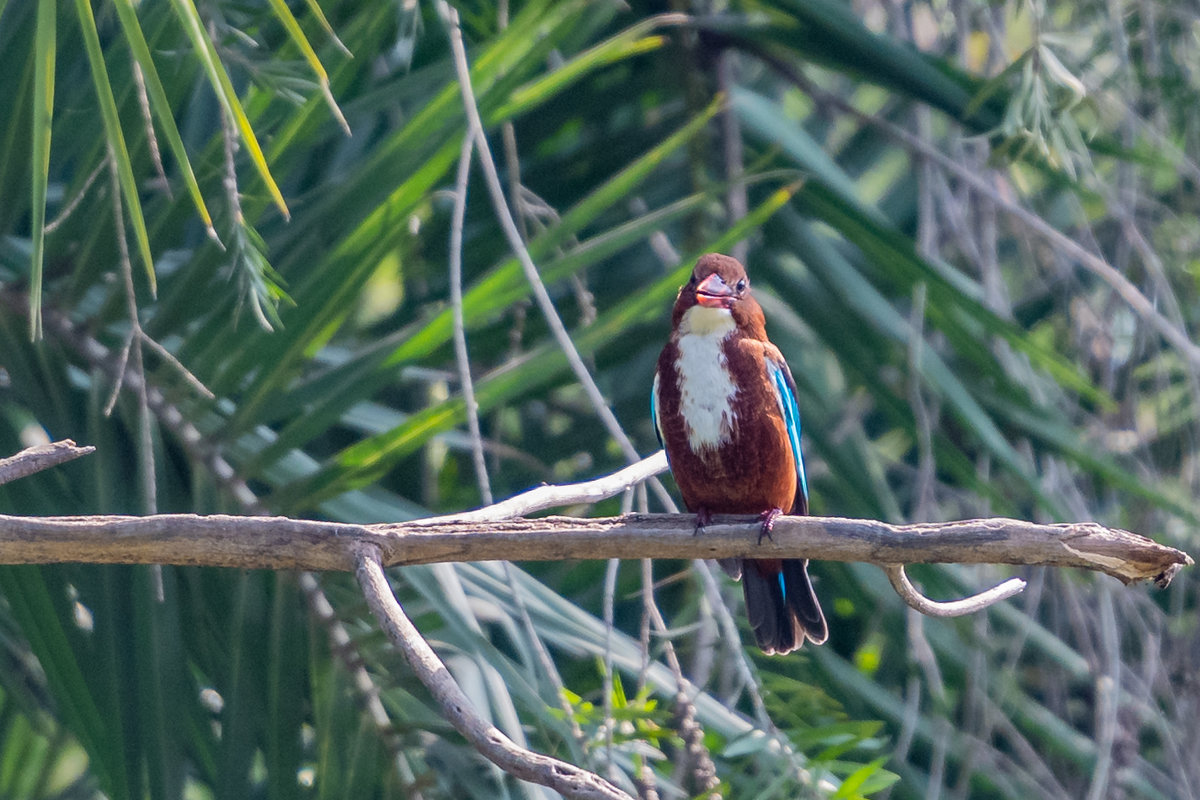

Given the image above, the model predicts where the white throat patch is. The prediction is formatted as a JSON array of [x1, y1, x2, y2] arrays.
[[675, 306, 738, 452]]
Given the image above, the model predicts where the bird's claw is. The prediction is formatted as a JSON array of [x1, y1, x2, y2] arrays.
[[757, 508, 783, 545], [693, 508, 714, 536]]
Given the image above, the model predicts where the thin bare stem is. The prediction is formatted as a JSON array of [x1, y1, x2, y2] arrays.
[[435, 1, 675, 512], [44, 160, 105, 234], [691, 561, 772, 730], [907, 282, 937, 521], [640, 561, 720, 797], [882, 564, 1027, 617], [602, 553, 621, 776], [1086, 583, 1120, 800], [107, 143, 160, 597], [448, 124, 492, 506], [434, 451, 668, 523], [137, 331, 217, 401], [446, 114, 584, 754], [297, 571, 423, 795], [132, 60, 170, 196]]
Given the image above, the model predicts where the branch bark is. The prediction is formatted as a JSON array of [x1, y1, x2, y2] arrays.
[[0, 512, 1189, 586], [0, 440, 96, 487], [355, 543, 633, 800]]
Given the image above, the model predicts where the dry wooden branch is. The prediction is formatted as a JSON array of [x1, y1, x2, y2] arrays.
[[0, 512, 1188, 586], [2, 441, 1191, 800], [354, 543, 633, 800], [883, 564, 1028, 617], [440, 451, 668, 523], [0, 440, 96, 487]]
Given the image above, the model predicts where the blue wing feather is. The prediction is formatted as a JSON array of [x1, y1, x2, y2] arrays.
[[766, 358, 808, 504], [651, 371, 665, 451]]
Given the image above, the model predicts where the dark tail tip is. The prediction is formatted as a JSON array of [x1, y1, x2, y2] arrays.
[[742, 559, 828, 655]]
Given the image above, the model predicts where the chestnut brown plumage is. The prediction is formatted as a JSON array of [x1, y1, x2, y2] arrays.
[[652, 254, 827, 654]]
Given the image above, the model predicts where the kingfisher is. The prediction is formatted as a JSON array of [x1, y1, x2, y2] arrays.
[[652, 253, 827, 654]]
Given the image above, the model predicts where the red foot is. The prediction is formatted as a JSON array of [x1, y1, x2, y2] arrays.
[[693, 508, 714, 535], [757, 508, 783, 545]]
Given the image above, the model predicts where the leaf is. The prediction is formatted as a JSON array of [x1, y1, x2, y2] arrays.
[[264, 0, 349, 135], [166, 0, 290, 219], [73, 0, 157, 294], [27, 0, 54, 339], [832, 757, 898, 798], [110, 0, 218, 243]]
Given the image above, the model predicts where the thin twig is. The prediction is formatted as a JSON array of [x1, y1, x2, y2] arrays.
[[436, 451, 668, 523], [0, 441, 96, 487], [132, 60, 170, 196], [106, 143, 162, 599], [447, 112, 586, 753], [640, 560, 720, 798], [1086, 583, 1120, 800], [628, 197, 679, 266], [353, 543, 633, 800], [635, 558, 659, 799], [448, 123, 491, 506], [602, 552, 622, 778], [44, 160, 106, 234], [907, 282, 937, 521], [906, 605, 945, 704], [296, 571, 424, 797], [136, 332, 217, 401], [882, 564, 1027, 617], [436, 1, 676, 512]]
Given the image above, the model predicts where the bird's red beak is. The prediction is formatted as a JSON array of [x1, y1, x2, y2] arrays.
[[695, 273, 735, 308]]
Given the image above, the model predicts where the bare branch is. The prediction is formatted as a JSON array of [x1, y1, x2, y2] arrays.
[[0, 440, 96, 486], [883, 564, 1027, 617], [0, 512, 1188, 586], [353, 543, 633, 800], [441, 451, 668, 522]]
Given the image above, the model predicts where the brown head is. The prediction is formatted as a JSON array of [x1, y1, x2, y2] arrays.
[[671, 253, 767, 338]]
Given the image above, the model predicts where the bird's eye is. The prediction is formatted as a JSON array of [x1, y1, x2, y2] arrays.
[[736, 279, 747, 293]]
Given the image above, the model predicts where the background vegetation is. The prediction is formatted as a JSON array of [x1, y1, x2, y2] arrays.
[[1, 0, 1197, 797]]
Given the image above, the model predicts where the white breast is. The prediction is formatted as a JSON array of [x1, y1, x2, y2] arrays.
[[674, 306, 738, 452]]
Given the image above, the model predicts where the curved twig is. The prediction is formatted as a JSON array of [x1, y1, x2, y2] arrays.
[[883, 564, 1027, 617]]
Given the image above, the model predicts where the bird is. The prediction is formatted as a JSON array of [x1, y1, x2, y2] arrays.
[[652, 253, 827, 654]]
